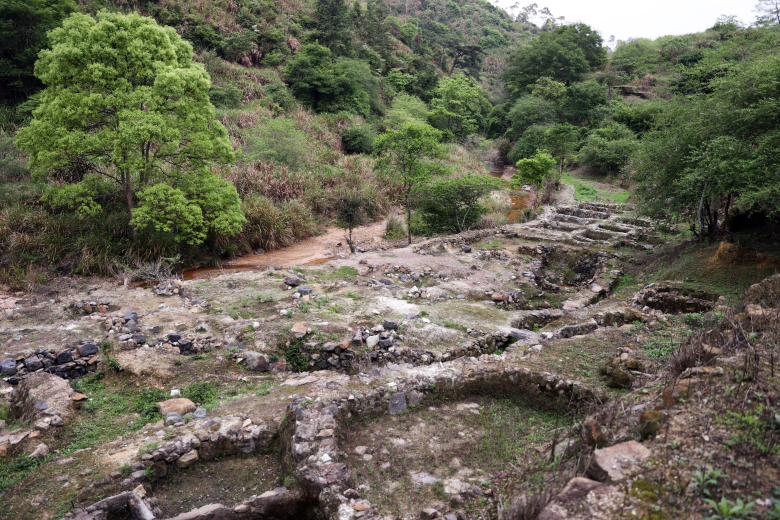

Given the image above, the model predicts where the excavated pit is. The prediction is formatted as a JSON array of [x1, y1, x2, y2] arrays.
[[344, 393, 570, 519]]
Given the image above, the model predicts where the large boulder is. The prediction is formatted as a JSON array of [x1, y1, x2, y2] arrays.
[[243, 352, 269, 372], [0, 358, 17, 376], [587, 441, 650, 482], [115, 346, 180, 379], [158, 398, 196, 416], [16, 372, 74, 424]]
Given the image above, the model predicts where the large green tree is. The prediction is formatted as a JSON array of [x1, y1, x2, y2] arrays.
[[634, 54, 780, 235], [504, 23, 607, 96], [283, 43, 379, 116], [373, 122, 447, 244], [16, 11, 244, 244], [312, 0, 352, 55], [0, 0, 76, 99], [428, 74, 491, 139]]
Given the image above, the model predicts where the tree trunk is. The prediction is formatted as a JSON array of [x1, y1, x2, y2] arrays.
[[406, 189, 412, 245], [697, 183, 707, 240], [123, 172, 137, 241], [448, 55, 460, 76], [723, 193, 732, 232]]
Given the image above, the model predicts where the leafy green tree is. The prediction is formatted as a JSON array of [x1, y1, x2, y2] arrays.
[[373, 122, 447, 244], [634, 54, 780, 234], [0, 0, 77, 99], [511, 151, 556, 188], [561, 80, 607, 125], [382, 93, 430, 129], [611, 38, 662, 76], [507, 124, 550, 164], [544, 123, 580, 177], [416, 175, 502, 232], [15, 11, 243, 244], [445, 41, 485, 77], [428, 74, 491, 139], [312, 0, 352, 55], [504, 23, 607, 96], [283, 44, 379, 115], [531, 77, 567, 102], [578, 122, 637, 175], [507, 95, 557, 139], [335, 190, 373, 252]]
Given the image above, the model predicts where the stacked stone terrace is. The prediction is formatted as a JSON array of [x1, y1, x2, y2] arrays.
[[3, 200, 697, 520]]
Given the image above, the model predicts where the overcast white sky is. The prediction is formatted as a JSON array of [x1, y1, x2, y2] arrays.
[[495, 0, 759, 42]]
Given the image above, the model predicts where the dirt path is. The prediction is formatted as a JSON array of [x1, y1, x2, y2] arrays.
[[183, 221, 390, 279]]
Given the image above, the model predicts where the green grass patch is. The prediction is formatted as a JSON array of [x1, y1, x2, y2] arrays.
[[475, 240, 502, 249], [327, 266, 358, 279], [181, 381, 220, 410], [648, 243, 776, 301], [62, 373, 166, 454], [561, 172, 630, 203]]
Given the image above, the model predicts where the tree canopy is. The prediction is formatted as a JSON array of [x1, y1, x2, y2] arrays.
[[504, 22, 607, 96], [373, 122, 447, 244], [15, 10, 243, 244]]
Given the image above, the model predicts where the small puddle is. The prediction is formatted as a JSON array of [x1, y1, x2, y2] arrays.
[[486, 162, 532, 224]]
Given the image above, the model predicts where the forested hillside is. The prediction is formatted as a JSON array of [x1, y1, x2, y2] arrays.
[[1, 0, 780, 282], [496, 13, 780, 237]]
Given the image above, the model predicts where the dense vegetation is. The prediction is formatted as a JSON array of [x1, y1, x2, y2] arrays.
[[1, 0, 779, 283]]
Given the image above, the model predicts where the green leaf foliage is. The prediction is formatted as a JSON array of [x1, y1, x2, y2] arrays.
[[382, 93, 430, 130], [511, 151, 555, 188], [578, 122, 637, 174], [504, 23, 607, 96], [15, 10, 242, 245], [634, 53, 780, 229], [507, 95, 557, 139], [415, 175, 501, 233], [373, 121, 447, 243], [244, 118, 310, 168], [428, 74, 491, 140], [283, 43, 380, 116]]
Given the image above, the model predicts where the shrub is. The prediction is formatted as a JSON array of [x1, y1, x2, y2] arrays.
[[0, 132, 27, 181], [229, 195, 317, 252], [578, 122, 637, 174], [384, 210, 406, 239], [511, 151, 556, 188], [507, 125, 550, 164], [243, 118, 310, 168], [415, 175, 502, 233], [341, 124, 377, 154], [182, 382, 219, 408], [209, 83, 242, 108], [507, 95, 557, 138], [611, 38, 662, 76], [382, 93, 430, 129]]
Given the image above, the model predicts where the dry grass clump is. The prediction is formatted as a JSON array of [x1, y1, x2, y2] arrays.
[[383, 210, 406, 239], [227, 195, 318, 252], [198, 53, 280, 102], [227, 162, 307, 201], [498, 489, 558, 520], [155, 0, 242, 34]]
